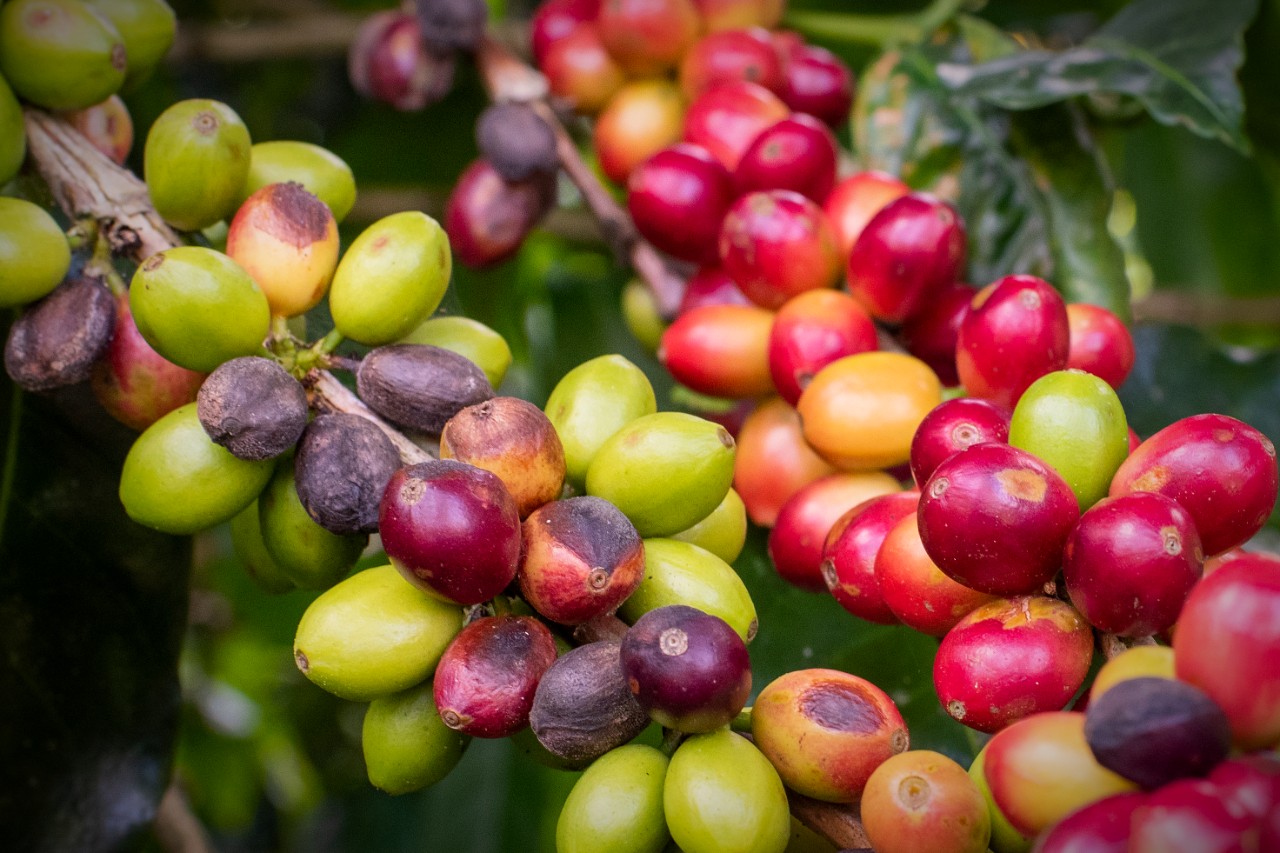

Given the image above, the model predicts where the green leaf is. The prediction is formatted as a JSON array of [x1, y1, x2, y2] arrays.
[[938, 0, 1258, 151], [0, 378, 191, 850]]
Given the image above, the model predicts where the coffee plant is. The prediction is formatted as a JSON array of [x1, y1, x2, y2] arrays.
[[3, 0, 1280, 851]]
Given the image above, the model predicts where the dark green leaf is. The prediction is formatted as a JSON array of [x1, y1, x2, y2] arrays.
[[938, 0, 1258, 151]]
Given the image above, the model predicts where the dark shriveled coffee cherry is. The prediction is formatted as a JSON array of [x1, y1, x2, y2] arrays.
[[197, 356, 309, 461], [356, 344, 494, 436], [5, 274, 115, 392], [294, 413, 402, 535]]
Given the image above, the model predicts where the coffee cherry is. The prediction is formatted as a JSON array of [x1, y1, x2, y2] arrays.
[[530, 0, 598, 66], [629, 144, 736, 265], [659, 304, 775, 399], [596, 0, 700, 75], [363, 681, 469, 795], [1128, 779, 1256, 853], [0, 0, 126, 111], [518, 496, 645, 625], [619, 538, 757, 642], [329, 210, 452, 345], [556, 744, 670, 853], [664, 729, 791, 853], [348, 11, 454, 111], [92, 290, 205, 431], [732, 396, 835, 527], [529, 641, 650, 767], [445, 158, 555, 267], [1066, 302, 1135, 390], [861, 750, 991, 853], [768, 471, 900, 591], [293, 564, 463, 701], [918, 442, 1079, 595], [1208, 753, 1280, 821], [679, 266, 749, 314], [5, 274, 115, 392], [1033, 792, 1146, 853], [767, 289, 878, 406], [1091, 644, 1176, 701], [670, 487, 747, 564], [356, 344, 495, 436], [622, 278, 668, 355], [241, 140, 357, 223], [876, 512, 998, 637], [432, 615, 557, 738], [822, 491, 919, 624], [752, 668, 908, 802], [63, 94, 133, 165], [719, 189, 841, 309], [542, 23, 626, 114], [898, 280, 974, 387], [797, 351, 943, 471], [984, 712, 1139, 837], [0, 197, 72, 308], [679, 27, 782, 100], [119, 403, 274, 534], [909, 397, 1010, 488], [294, 413, 401, 535], [683, 80, 790, 171], [196, 357, 308, 461], [144, 99, 251, 231], [956, 274, 1070, 409], [229, 500, 295, 594], [734, 114, 837, 203], [380, 460, 522, 606], [1110, 413, 1278, 556], [967, 745, 1033, 853], [0, 76, 23, 185], [778, 43, 854, 127], [398, 315, 513, 389], [1063, 493, 1203, 637], [85, 0, 177, 89], [594, 79, 686, 185], [414, 0, 487, 52], [822, 170, 910, 260], [258, 459, 366, 590], [586, 412, 736, 538], [440, 397, 566, 518], [935, 597, 1095, 733], [1174, 558, 1280, 749], [475, 103, 557, 182], [544, 354, 657, 489]]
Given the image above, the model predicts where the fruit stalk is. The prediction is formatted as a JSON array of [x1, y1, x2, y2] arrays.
[[787, 790, 871, 848]]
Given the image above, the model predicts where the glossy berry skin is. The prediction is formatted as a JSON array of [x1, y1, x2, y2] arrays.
[[445, 159, 553, 268], [861, 750, 991, 853], [1063, 493, 1203, 636], [734, 114, 838, 203], [768, 471, 901, 591], [847, 193, 967, 324], [432, 615, 558, 738], [530, 0, 599, 65], [752, 668, 908, 803], [679, 266, 749, 314], [823, 170, 910, 260], [620, 605, 751, 733], [542, 24, 626, 114], [628, 144, 736, 265], [1128, 779, 1256, 853], [909, 397, 1010, 488], [767, 289, 877, 406], [597, 0, 700, 75], [821, 491, 919, 625], [679, 27, 782, 100], [683, 80, 790, 171], [1033, 792, 1146, 853], [935, 596, 1095, 733], [1065, 302, 1135, 390], [1208, 754, 1280, 822], [898, 281, 973, 387], [779, 43, 854, 127], [918, 442, 1079, 595], [956, 275, 1070, 409], [876, 513, 997, 637], [659, 303, 775, 399], [1109, 413, 1279, 556], [594, 79, 686, 185], [1174, 559, 1280, 749], [379, 460, 522, 606], [719, 190, 841, 309], [732, 396, 835, 527]]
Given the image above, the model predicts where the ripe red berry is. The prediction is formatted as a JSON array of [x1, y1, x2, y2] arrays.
[[1066, 302, 1135, 390], [778, 43, 854, 127], [683, 80, 790, 171], [908, 397, 1010, 488], [821, 491, 918, 625], [767, 289, 877, 406], [628, 144, 736, 265], [734, 114, 838, 203], [719, 189, 841, 309], [897, 281, 974, 386], [679, 27, 783, 99], [823, 170, 909, 260], [678, 266, 750, 314]]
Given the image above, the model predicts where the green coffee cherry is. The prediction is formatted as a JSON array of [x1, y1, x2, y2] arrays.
[[664, 729, 791, 853], [258, 460, 367, 591], [1008, 369, 1129, 511], [362, 681, 470, 795], [144, 98, 251, 231], [586, 412, 735, 538], [398, 315, 513, 389], [619, 539, 757, 642], [0, 74, 25, 186], [84, 0, 176, 88], [229, 500, 295, 594], [557, 744, 671, 853], [670, 488, 747, 565], [129, 246, 271, 373], [119, 403, 274, 535], [328, 211, 451, 345], [293, 565, 464, 701], [545, 354, 657, 490], [622, 278, 667, 355], [0, 197, 71, 308], [240, 140, 357, 222], [0, 0, 126, 111]]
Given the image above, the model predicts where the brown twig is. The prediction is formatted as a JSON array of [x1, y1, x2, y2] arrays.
[[788, 791, 872, 849], [305, 370, 434, 464], [1131, 292, 1280, 328]]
